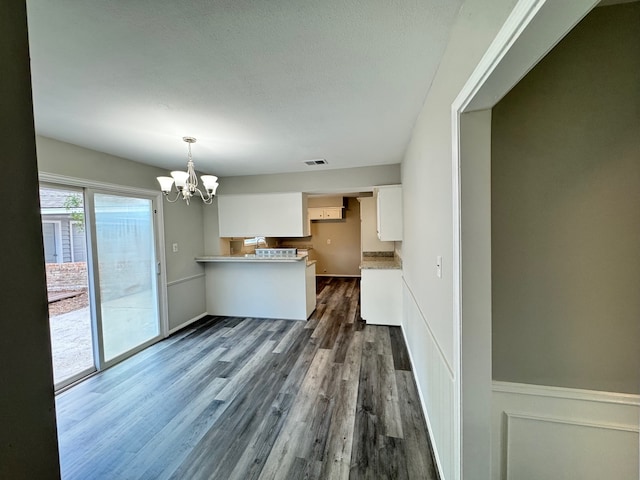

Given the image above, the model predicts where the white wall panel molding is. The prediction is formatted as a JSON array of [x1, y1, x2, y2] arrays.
[[402, 279, 455, 480], [493, 381, 639, 480], [493, 381, 640, 406], [167, 273, 206, 288], [505, 411, 639, 434]]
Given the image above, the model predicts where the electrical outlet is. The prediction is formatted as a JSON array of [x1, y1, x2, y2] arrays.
[[327, 238, 331, 245]]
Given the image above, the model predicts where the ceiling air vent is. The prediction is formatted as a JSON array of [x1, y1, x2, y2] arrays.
[[303, 159, 328, 166]]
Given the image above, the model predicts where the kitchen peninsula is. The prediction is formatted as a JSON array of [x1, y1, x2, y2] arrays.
[[196, 251, 316, 321]]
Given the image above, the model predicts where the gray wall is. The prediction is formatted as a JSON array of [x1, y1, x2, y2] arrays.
[[491, 3, 640, 394], [0, 1, 61, 477], [37, 136, 206, 330]]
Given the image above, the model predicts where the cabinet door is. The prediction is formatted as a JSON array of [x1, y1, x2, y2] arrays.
[[308, 207, 325, 220], [360, 269, 402, 325], [218, 192, 308, 237], [376, 185, 403, 241], [323, 207, 343, 219]]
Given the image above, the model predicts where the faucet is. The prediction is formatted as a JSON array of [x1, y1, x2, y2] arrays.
[[255, 236, 268, 249]]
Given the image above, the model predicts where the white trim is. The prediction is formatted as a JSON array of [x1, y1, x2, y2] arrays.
[[493, 381, 640, 406], [454, 0, 546, 113], [39, 172, 160, 197], [167, 273, 206, 287], [505, 410, 640, 434], [168, 312, 209, 335]]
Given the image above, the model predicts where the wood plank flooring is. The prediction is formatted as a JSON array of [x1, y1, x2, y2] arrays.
[[56, 277, 438, 479]]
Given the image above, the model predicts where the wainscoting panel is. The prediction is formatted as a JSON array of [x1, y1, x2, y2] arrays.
[[167, 274, 207, 332], [492, 381, 640, 480], [402, 280, 455, 480]]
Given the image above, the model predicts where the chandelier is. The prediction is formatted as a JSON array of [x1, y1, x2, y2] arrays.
[[157, 136, 219, 205]]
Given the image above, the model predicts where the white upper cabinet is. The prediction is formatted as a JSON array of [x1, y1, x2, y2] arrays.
[[375, 185, 403, 241], [218, 192, 310, 237], [308, 206, 343, 220], [322, 207, 343, 219], [308, 207, 324, 220]]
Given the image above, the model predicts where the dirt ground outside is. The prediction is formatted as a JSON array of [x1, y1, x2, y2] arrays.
[[49, 291, 89, 317]]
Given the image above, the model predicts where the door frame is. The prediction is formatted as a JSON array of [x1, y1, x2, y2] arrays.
[[40, 172, 169, 374], [450, 0, 599, 477]]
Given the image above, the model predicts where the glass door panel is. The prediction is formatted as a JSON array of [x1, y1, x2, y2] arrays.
[[93, 193, 160, 362], [39, 186, 95, 388]]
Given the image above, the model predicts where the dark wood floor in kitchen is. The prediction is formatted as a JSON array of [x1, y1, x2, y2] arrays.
[[56, 277, 438, 480]]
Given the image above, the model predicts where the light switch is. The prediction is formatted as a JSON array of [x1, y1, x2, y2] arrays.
[[172, 243, 179, 253], [436, 255, 442, 278]]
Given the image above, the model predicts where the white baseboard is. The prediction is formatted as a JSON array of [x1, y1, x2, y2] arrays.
[[492, 381, 640, 480], [167, 312, 209, 336]]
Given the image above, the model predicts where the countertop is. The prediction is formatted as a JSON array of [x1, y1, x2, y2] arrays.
[[360, 255, 402, 270], [196, 253, 315, 265]]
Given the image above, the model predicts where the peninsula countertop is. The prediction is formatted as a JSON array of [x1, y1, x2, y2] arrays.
[[196, 253, 316, 265]]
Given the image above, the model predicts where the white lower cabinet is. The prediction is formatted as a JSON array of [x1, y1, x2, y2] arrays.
[[360, 269, 402, 326]]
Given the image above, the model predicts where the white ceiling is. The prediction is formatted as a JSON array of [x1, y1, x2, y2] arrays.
[[26, 0, 462, 177]]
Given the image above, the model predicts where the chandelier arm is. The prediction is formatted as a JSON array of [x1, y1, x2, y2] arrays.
[[163, 191, 182, 203], [195, 187, 214, 204]]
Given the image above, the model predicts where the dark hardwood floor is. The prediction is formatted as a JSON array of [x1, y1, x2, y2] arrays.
[[56, 277, 438, 479]]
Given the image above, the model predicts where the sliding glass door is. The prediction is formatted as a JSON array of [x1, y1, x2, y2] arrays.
[[41, 182, 163, 389], [92, 193, 160, 363]]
